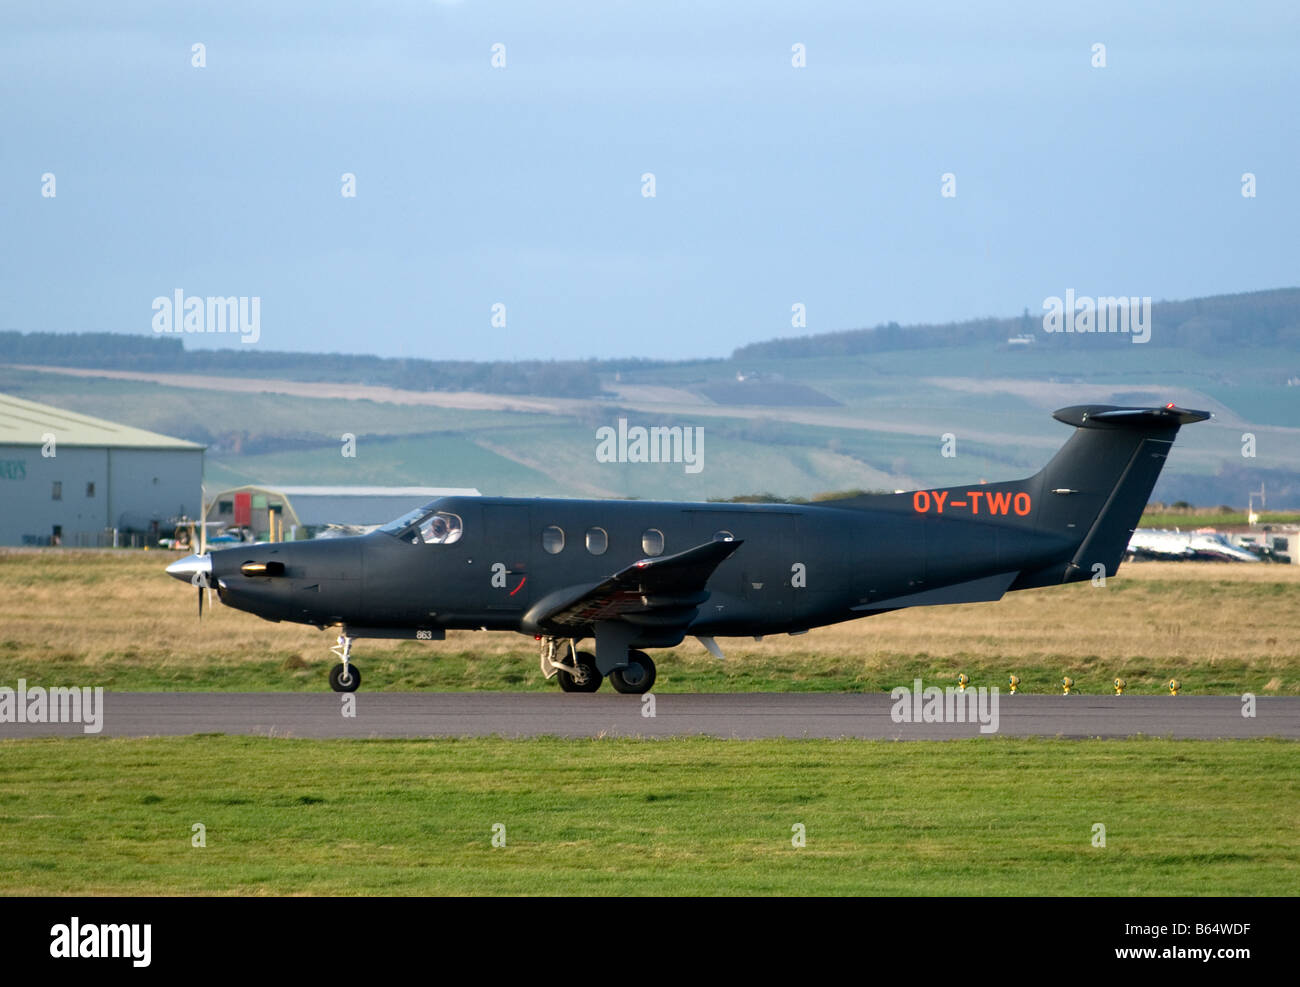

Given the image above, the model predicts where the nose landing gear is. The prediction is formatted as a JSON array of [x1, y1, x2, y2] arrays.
[[328, 634, 361, 693]]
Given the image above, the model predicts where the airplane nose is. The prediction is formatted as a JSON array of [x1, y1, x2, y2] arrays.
[[166, 553, 212, 583]]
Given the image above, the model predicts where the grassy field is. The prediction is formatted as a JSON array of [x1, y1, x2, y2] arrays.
[[1, 550, 1297, 695], [0, 735, 1295, 895], [1138, 510, 1300, 528]]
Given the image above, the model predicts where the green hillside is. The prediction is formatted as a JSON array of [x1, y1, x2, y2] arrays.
[[2, 286, 1298, 506]]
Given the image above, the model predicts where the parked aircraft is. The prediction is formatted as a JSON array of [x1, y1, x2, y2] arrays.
[[1127, 528, 1261, 563], [1126, 528, 1197, 560]]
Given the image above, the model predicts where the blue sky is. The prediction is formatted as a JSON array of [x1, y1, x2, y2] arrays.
[[2, 1, 1296, 360]]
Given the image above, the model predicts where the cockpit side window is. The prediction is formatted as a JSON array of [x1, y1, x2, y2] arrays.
[[418, 512, 463, 545]]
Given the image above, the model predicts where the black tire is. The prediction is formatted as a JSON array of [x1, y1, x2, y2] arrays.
[[556, 651, 602, 693], [609, 650, 656, 695], [329, 662, 361, 693]]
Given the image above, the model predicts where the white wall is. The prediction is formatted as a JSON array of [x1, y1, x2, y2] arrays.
[[0, 445, 202, 545]]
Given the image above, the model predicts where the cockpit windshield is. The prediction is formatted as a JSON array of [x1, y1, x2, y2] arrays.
[[378, 504, 463, 545], [378, 504, 435, 534]]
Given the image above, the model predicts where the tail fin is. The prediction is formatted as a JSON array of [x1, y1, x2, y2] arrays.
[[1015, 403, 1210, 587]]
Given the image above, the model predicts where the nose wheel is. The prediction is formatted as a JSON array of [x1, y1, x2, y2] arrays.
[[328, 634, 361, 692], [329, 662, 361, 692]]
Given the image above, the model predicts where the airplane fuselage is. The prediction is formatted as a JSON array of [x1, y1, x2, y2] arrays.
[[168, 403, 1211, 693], [210, 490, 1075, 640]]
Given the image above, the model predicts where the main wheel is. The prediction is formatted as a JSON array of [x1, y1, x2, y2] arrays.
[[329, 662, 361, 693], [609, 650, 656, 694], [556, 651, 602, 693]]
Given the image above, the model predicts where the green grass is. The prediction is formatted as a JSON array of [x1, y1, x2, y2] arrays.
[[1, 641, 1286, 696], [0, 366, 531, 438], [1139, 511, 1300, 528], [207, 431, 566, 492], [0, 735, 1294, 895], [1198, 385, 1300, 428]]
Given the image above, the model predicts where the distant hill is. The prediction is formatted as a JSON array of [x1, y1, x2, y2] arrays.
[[7, 287, 1298, 397], [733, 287, 1300, 362], [0, 331, 615, 398], [3, 286, 1298, 507]]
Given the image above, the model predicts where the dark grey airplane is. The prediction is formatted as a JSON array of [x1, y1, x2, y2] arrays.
[[167, 403, 1209, 694]]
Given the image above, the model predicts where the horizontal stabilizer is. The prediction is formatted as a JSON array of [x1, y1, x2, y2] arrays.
[[1052, 404, 1212, 429]]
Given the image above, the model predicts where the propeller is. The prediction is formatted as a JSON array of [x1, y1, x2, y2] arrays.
[[193, 490, 210, 617], [167, 553, 214, 618], [191, 569, 212, 618]]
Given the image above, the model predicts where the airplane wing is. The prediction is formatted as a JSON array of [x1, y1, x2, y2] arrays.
[[524, 539, 743, 631]]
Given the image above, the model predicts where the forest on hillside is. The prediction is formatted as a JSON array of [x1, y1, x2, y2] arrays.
[[0, 331, 610, 397], [4, 287, 1298, 396], [732, 287, 1300, 361]]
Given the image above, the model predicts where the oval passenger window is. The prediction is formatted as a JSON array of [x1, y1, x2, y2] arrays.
[[542, 525, 565, 554], [586, 527, 608, 555], [641, 528, 664, 557]]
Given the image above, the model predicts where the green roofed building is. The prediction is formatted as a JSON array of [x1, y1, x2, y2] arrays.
[[0, 393, 204, 546]]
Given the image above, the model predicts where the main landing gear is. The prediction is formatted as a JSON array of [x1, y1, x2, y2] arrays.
[[323, 632, 655, 695], [328, 634, 361, 693], [609, 651, 656, 694], [539, 637, 656, 695]]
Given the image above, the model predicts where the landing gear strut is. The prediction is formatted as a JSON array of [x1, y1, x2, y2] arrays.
[[539, 637, 656, 695], [329, 634, 361, 692], [540, 637, 602, 692]]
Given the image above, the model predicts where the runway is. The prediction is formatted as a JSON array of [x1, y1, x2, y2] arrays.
[[1, 692, 1296, 740]]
